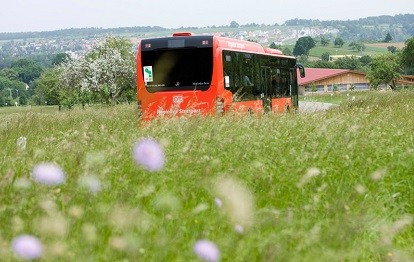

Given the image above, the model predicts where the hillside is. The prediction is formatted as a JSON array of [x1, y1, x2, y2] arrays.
[[0, 14, 413, 42], [0, 14, 412, 69], [285, 14, 414, 41]]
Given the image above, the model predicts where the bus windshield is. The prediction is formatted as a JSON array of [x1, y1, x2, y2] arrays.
[[141, 47, 213, 92]]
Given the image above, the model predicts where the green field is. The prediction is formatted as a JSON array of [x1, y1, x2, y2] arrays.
[[1, 91, 414, 261], [308, 43, 393, 59]]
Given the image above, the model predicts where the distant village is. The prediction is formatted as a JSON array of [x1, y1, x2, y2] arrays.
[[221, 27, 338, 45], [0, 26, 339, 59]]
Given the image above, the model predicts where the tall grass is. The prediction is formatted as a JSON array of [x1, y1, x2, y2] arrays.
[[1, 91, 413, 261]]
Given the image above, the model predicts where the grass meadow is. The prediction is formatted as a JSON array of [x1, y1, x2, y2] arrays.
[[308, 43, 395, 60], [1, 91, 414, 261]]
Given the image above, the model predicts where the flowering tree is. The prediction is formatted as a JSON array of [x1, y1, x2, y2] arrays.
[[59, 37, 136, 105]]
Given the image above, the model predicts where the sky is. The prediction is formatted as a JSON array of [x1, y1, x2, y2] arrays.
[[1, 0, 413, 33]]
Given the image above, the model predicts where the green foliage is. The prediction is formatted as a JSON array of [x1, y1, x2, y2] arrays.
[[367, 53, 401, 89], [321, 52, 330, 61], [0, 67, 28, 106], [33, 67, 63, 106], [359, 55, 372, 67], [1, 91, 414, 261], [11, 58, 44, 85], [401, 38, 414, 69], [384, 32, 393, 43], [0, 68, 19, 81], [387, 46, 398, 53], [320, 37, 330, 46], [293, 36, 316, 56], [52, 53, 71, 66], [230, 21, 240, 28], [334, 37, 345, 47], [334, 56, 362, 70], [307, 60, 337, 69], [349, 42, 366, 52], [269, 42, 281, 49], [282, 46, 293, 56]]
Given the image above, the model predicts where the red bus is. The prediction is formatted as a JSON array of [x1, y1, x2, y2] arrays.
[[136, 32, 305, 120]]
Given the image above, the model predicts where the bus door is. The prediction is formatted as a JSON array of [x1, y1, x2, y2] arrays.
[[260, 66, 272, 112], [270, 67, 293, 112], [290, 68, 299, 108]]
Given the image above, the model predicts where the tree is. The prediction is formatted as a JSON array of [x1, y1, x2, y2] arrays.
[[334, 37, 345, 48], [34, 67, 63, 107], [293, 36, 316, 56], [0, 68, 19, 81], [11, 59, 43, 85], [282, 47, 293, 56], [321, 52, 330, 61], [230, 21, 239, 28], [0, 67, 28, 106], [401, 37, 414, 69], [366, 53, 401, 90], [0, 76, 27, 106], [359, 55, 372, 67], [59, 37, 136, 105], [349, 42, 366, 52], [269, 42, 281, 49], [384, 32, 393, 43], [52, 53, 71, 66], [320, 37, 330, 46], [309, 60, 336, 69], [387, 46, 398, 53], [334, 56, 362, 70]]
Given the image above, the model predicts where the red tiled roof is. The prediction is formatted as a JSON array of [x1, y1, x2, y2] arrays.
[[298, 68, 350, 85]]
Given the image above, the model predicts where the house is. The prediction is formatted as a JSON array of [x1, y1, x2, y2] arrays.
[[399, 75, 414, 86], [298, 68, 369, 94]]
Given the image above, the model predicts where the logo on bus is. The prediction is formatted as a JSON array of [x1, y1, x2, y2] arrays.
[[173, 95, 183, 104]]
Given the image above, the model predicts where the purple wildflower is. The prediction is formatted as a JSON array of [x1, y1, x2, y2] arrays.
[[193, 239, 220, 262], [11, 235, 43, 260], [132, 138, 165, 172], [32, 163, 66, 186]]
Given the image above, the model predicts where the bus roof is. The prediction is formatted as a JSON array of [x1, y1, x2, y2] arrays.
[[140, 32, 294, 59], [213, 35, 297, 59]]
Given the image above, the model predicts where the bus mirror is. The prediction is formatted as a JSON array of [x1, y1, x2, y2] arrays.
[[300, 67, 305, 78], [296, 64, 305, 78]]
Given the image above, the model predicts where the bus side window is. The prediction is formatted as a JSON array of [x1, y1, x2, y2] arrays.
[[282, 69, 290, 96], [223, 52, 235, 90], [272, 69, 282, 97], [223, 50, 258, 101]]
